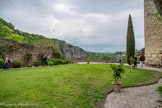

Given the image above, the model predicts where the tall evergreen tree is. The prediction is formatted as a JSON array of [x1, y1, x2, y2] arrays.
[[126, 14, 135, 64]]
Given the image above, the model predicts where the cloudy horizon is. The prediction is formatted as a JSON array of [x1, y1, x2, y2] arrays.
[[0, 0, 144, 52]]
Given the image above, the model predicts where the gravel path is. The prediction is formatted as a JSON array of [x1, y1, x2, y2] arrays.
[[104, 79, 162, 108], [104, 65, 162, 108]]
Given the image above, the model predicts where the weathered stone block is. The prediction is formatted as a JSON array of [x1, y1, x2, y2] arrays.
[[147, 55, 152, 58], [149, 62, 156, 65], [148, 58, 153, 61], [152, 54, 157, 58]]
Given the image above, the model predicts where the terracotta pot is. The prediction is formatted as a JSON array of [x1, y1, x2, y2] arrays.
[[112, 82, 122, 92]]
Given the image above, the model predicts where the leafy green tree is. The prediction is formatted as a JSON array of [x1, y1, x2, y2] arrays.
[[7, 34, 27, 43], [0, 23, 12, 37], [126, 14, 135, 64], [20, 32, 46, 43], [100, 55, 109, 60], [0, 18, 15, 30]]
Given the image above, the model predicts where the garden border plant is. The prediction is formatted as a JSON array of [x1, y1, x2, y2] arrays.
[[27, 63, 32, 67], [49, 58, 69, 65], [0, 58, 4, 68], [11, 60, 22, 68], [48, 61, 54, 66], [33, 61, 41, 67]]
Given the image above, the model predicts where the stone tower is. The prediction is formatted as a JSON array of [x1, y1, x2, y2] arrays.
[[144, 0, 162, 68]]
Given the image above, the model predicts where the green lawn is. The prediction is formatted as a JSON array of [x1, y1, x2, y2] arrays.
[[0, 64, 162, 108]]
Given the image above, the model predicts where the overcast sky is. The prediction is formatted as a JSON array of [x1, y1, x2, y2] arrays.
[[0, 0, 144, 52]]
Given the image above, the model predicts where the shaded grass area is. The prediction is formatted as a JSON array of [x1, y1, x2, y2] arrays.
[[0, 64, 162, 108]]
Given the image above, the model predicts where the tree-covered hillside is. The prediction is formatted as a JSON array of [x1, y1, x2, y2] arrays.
[[0, 17, 47, 43], [86, 51, 127, 62]]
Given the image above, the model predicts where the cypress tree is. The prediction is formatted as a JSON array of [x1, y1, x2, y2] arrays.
[[126, 14, 135, 64]]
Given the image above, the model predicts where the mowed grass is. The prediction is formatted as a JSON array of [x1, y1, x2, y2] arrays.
[[0, 64, 162, 108]]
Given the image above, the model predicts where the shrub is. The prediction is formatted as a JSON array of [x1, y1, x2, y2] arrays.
[[33, 61, 41, 67], [157, 86, 162, 95], [110, 64, 125, 82], [50, 59, 55, 64], [129, 56, 135, 65], [49, 59, 69, 65], [62, 60, 69, 64], [50, 59, 62, 65], [27, 64, 32, 67], [48, 61, 54, 66], [55, 59, 62, 64], [0, 58, 4, 68], [11, 60, 22, 68]]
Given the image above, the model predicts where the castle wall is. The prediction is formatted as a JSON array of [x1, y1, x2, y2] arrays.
[[144, 0, 162, 68], [0, 38, 53, 65]]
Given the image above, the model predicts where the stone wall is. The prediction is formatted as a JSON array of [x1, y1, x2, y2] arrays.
[[144, 0, 162, 67], [0, 38, 53, 65]]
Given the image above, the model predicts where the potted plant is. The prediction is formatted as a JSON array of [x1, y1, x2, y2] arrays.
[[110, 64, 125, 92], [129, 56, 135, 69]]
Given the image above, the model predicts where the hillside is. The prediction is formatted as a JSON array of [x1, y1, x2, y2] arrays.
[[0, 18, 88, 60]]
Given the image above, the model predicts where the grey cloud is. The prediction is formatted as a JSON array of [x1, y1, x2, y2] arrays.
[[0, 0, 144, 52]]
